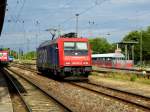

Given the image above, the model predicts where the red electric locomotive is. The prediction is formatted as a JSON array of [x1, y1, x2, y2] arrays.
[[0, 50, 9, 66], [37, 34, 92, 78]]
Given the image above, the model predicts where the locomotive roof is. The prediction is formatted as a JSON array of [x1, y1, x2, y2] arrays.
[[39, 37, 88, 48], [39, 39, 57, 48], [92, 53, 125, 58], [0, 50, 8, 52]]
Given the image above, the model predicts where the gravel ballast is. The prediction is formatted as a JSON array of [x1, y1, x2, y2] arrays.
[[9, 67, 148, 112]]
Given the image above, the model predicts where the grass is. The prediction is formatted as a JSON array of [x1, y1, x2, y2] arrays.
[[92, 72, 150, 85], [91, 72, 99, 76], [136, 78, 150, 85], [130, 75, 137, 81]]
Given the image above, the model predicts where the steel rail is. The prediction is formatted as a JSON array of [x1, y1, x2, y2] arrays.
[[5, 68, 72, 112], [2, 69, 32, 112], [69, 82, 150, 111]]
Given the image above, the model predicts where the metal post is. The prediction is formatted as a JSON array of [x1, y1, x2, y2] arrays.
[[58, 25, 61, 36], [125, 44, 128, 60], [35, 34, 38, 49], [18, 49, 20, 60], [27, 38, 30, 52], [140, 31, 142, 66], [75, 13, 79, 37], [35, 20, 40, 48], [132, 45, 134, 63], [22, 20, 26, 60], [117, 44, 119, 50]]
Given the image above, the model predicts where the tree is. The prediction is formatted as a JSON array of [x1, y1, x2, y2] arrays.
[[122, 27, 150, 64], [89, 37, 113, 54], [23, 51, 36, 60], [9, 50, 18, 59]]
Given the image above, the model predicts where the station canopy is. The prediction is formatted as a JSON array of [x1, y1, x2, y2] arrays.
[[92, 53, 125, 58]]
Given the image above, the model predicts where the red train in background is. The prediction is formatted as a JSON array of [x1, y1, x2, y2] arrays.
[[37, 33, 92, 78], [0, 50, 9, 65], [92, 53, 133, 69]]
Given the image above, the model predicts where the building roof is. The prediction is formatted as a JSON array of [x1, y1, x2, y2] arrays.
[[92, 53, 125, 58]]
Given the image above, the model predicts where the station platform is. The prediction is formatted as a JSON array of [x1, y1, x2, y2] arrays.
[[0, 72, 13, 112]]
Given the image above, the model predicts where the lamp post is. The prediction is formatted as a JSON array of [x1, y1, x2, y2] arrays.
[[88, 21, 95, 37], [75, 13, 79, 37], [131, 45, 134, 63], [22, 20, 26, 60], [140, 30, 143, 67], [35, 20, 40, 48]]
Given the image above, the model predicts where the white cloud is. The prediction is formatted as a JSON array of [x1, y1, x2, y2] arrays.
[[110, 0, 150, 4], [2, 0, 150, 50]]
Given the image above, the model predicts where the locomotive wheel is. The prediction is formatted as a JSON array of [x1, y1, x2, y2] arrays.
[[57, 71, 67, 79], [53, 70, 57, 76], [83, 72, 90, 77]]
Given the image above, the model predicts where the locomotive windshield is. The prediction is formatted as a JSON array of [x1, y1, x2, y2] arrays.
[[76, 42, 88, 50], [64, 42, 88, 50], [64, 42, 75, 50], [64, 42, 88, 56]]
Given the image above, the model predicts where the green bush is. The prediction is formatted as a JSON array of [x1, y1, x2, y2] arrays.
[[130, 75, 137, 81]]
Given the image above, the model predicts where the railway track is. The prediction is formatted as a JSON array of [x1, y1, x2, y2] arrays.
[[8, 63, 150, 111], [69, 81, 150, 111], [93, 67, 150, 77], [2, 69, 32, 112], [3, 68, 71, 112], [10, 62, 150, 78]]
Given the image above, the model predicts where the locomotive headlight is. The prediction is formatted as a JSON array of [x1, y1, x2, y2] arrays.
[[83, 61, 89, 65], [65, 62, 71, 65]]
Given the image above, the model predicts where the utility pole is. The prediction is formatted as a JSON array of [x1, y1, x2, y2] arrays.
[[35, 20, 40, 48], [131, 45, 134, 64], [75, 13, 79, 37], [125, 44, 128, 60], [118, 41, 138, 64], [22, 20, 26, 60], [27, 38, 30, 52], [88, 21, 95, 37], [140, 30, 143, 67]]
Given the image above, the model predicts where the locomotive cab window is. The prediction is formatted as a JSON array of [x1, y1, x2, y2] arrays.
[[64, 42, 75, 50], [76, 42, 88, 50], [64, 42, 88, 50], [64, 42, 88, 56]]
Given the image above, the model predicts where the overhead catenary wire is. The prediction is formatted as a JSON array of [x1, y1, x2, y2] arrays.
[[79, 0, 107, 15], [6, 0, 26, 23], [58, 0, 108, 27], [54, 0, 108, 37], [47, 0, 74, 30], [43, 0, 108, 36], [15, 0, 26, 22], [60, 0, 74, 8], [4, 0, 26, 34]]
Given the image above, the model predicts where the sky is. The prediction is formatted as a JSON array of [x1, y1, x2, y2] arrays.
[[0, 0, 150, 52]]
